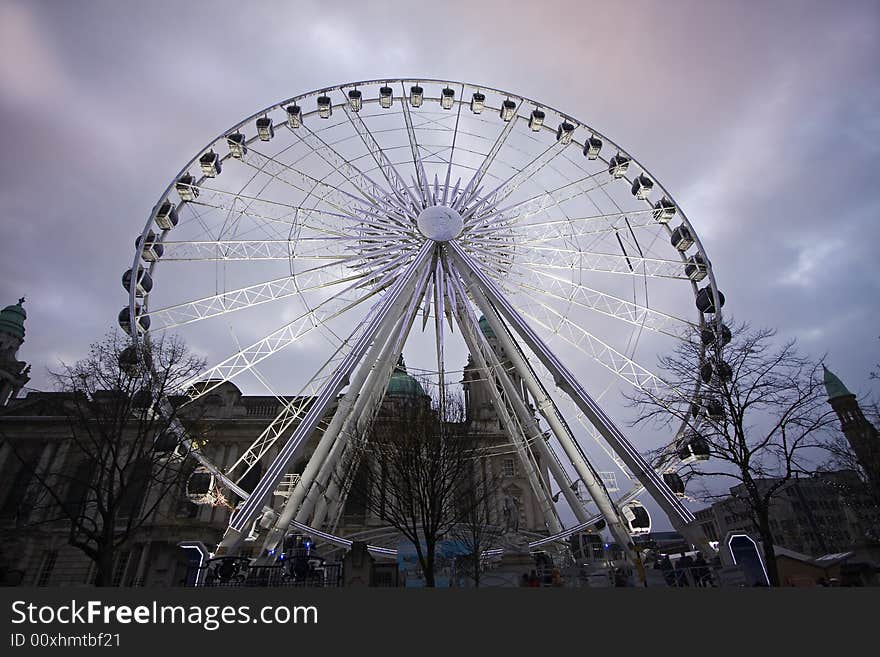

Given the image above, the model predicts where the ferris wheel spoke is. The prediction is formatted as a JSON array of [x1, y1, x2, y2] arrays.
[[507, 265, 695, 338], [471, 168, 613, 232], [462, 136, 569, 223], [516, 245, 690, 279], [158, 239, 353, 261], [223, 313, 381, 486], [399, 83, 432, 208], [240, 147, 392, 223], [182, 281, 385, 403], [472, 206, 663, 245], [189, 189, 351, 237], [145, 263, 367, 331], [454, 98, 524, 211], [290, 120, 411, 216], [514, 298, 672, 398], [339, 94, 422, 215]]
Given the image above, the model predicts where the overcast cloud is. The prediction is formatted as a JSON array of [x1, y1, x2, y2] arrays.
[[1, 0, 878, 526]]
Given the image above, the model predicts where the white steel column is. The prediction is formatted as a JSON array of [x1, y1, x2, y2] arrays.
[[217, 242, 434, 554], [452, 295, 563, 534], [448, 242, 706, 551], [295, 261, 432, 529], [447, 248, 637, 556], [448, 275, 589, 525]]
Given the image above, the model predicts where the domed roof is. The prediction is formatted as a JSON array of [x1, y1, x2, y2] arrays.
[[0, 298, 27, 341], [386, 356, 426, 397], [478, 315, 495, 339], [823, 365, 853, 400]]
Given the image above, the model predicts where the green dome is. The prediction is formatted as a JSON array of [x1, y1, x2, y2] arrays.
[[386, 357, 426, 397], [0, 298, 26, 341], [823, 365, 853, 400], [478, 315, 496, 338]]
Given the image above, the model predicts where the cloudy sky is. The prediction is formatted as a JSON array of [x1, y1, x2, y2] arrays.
[[1, 1, 878, 526]]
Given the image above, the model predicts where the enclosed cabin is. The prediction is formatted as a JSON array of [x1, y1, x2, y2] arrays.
[[186, 466, 216, 505], [136, 230, 164, 262], [701, 358, 734, 383], [379, 86, 393, 109], [570, 532, 605, 563], [122, 266, 153, 298], [703, 397, 725, 421], [256, 117, 274, 141], [285, 104, 302, 129], [663, 471, 686, 498], [685, 254, 707, 281], [701, 323, 732, 348], [652, 196, 676, 223], [118, 345, 146, 376], [677, 432, 710, 464], [529, 109, 545, 131], [317, 95, 333, 118], [622, 501, 651, 535], [500, 99, 517, 122], [583, 135, 602, 160], [470, 91, 485, 114], [347, 89, 362, 112], [155, 201, 179, 231], [440, 87, 455, 109], [118, 305, 150, 335], [409, 85, 424, 108], [671, 224, 694, 252], [608, 153, 630, 178], [695, 286, 725, 314], [631, 173, 653, 200], [199, 150, 221, 177], [176, 174, 199, 201], [227, 132, 247, 158], [556, 121, 575, 145]]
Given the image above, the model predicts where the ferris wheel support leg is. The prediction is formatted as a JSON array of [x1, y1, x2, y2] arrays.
[[261, 260, 432, 555], [447, 274, 589, 524], [451, 267, 635, 558], [447, 243, 706, 551], [298, 270, 428, 530], [216, 243, 434, 556], [452, 301, 563, 534], [271, 311, 403, 534], [308, 304, 422, 530]]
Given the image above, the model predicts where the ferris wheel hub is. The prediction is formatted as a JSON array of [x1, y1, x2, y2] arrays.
[[416, 205, 464, 242]]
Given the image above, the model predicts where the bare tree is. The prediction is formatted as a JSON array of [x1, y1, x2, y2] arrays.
[[0, 330, 205, 586], [629, 321, 834, 586], [449, 458, 503, 587], [338, 395, 496, 587]]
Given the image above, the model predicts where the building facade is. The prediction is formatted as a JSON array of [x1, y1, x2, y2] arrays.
[[0, 313, 552, 586]]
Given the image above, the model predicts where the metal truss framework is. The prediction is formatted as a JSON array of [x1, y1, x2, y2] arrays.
[[127, 78, 725, 562]]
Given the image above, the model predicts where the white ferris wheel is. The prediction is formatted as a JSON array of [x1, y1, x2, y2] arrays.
[[123, 78, 728, 561]]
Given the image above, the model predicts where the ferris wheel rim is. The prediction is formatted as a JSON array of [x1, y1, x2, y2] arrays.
[[124, 77, 725, 550]]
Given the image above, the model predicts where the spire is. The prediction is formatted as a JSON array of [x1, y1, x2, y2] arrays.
[[823, 365, 853, 400]]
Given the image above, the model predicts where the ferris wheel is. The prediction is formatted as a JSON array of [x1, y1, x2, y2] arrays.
[[123, 78, 728, 559]]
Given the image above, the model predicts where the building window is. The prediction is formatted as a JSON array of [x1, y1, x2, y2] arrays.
[[36, 551, 57, 586], [501, 458, 517, 478], [112, 551, 131, 587]]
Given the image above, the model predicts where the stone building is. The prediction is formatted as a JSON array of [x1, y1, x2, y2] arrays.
[[0, 313, 551, 586], [694, 471, 880, 557]]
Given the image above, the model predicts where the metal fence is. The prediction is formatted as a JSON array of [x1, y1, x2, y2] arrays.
[[189, 559, 343, 588]]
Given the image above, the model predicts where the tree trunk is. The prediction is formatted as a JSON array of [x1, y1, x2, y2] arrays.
[[755, 509, 780, 587], [423, 544, 436, 587], [93, 548, 115, 587]]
